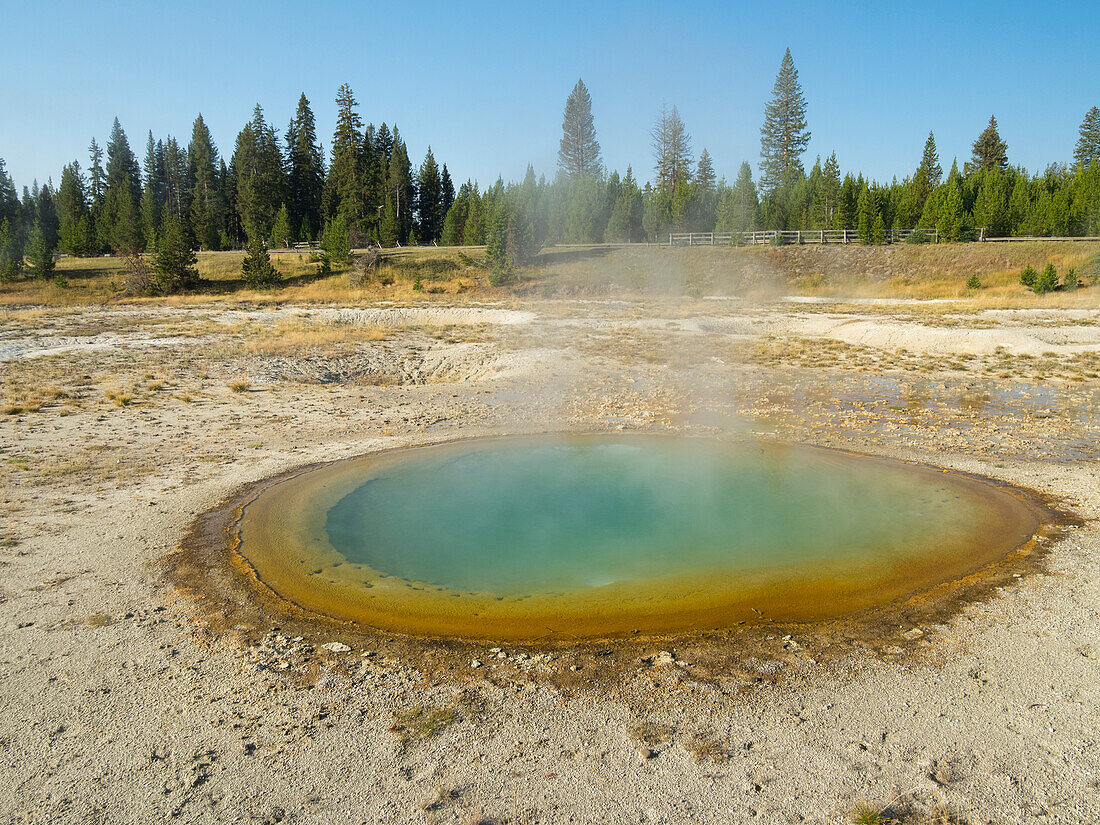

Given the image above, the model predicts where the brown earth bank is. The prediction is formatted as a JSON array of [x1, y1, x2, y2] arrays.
[[3, 239, 1099, 307], [1, 267, 1099, 823]]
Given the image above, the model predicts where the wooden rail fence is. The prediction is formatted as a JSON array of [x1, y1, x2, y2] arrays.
[[669, 229, 941, 246]]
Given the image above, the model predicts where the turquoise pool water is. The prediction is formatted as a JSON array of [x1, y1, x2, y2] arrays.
[[324, 436, 974, 595], [237, 434, 1040, 638]]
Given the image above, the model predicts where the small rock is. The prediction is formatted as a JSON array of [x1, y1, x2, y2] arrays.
[[470, 659, 482, 669], [320, 642, 351, 653], [637, 747, 657, 761], [902, 628, 924, 641]]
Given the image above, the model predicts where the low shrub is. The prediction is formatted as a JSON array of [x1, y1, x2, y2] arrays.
[[1035, 262, 1060, 294]]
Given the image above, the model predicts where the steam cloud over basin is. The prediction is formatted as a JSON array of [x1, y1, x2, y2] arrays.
[[235, 435, 1042, 640]]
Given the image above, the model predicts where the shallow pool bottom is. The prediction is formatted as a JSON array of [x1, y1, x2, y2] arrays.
[[233, 435, 1043, 640]]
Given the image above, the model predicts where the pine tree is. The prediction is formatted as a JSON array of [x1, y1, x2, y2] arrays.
[[485, 201, 513, 285], [233, 105, 284, 242], [440, 165, 455, 220], [327, 84, 365, 225], [104, 174, 142, 252], [379, 196, 400, 247], [286, 94, 324, 241], [57, 162, 93, 256], [189, 114, 224, 250], [695, 149, 716, 193], [0, 219, 20, 280], [856, 184, 872, 243], [651, 104, 693, 193], [971, 115, 1008, 172], [605, 166, 643, 242], [817, 152, 841, 228], [87, 139, 106, 209], [908, 130, 942, 225], [36, 183, 59, 251], [141, 132, 162, 249], [384, 134, 415, 244], [415, 147, 443, 242], [106, 118, 141, 201], [240, 235, 280, 288], [441, 181, 470, 246], [26, 219, 55, 278], [916, 130, 943, 187], [558, 79, 602, 179], [1074, 106, 1100, 171], [871, 211, 886, 244], [759, 48, 811, 193], [163, 137, 190, 226], [103, 119, 143, 252], [270, 204, 291, 248], [0, 159, 19, 241], [972, 169, 1010, 236], [151, 215, 198, 293], [937, 180, 970, 242], [463, 185, 485, 245], [322, 212, 350, 263]]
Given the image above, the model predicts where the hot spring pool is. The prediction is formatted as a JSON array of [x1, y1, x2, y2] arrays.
[[234, 435, 1041, 639]]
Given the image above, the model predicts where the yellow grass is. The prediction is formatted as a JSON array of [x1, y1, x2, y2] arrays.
[[234, 318, 390, 356], [1, 242, 1097, 306]]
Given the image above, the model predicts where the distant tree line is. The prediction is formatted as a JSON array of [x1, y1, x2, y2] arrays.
[[1, 63, 1098, 285], [0, 86, 457, 281]]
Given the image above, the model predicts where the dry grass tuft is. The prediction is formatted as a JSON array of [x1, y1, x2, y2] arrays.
[[104, 388, 133, 407], [629, 721, 676, 748], [238, 319, 388, 356], [685, 732, 728, 763], [390, 705, 457, 745], [2, 386, 71, 414]]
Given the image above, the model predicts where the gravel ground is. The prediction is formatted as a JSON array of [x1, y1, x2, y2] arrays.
[[1, 297, 1098, 824]]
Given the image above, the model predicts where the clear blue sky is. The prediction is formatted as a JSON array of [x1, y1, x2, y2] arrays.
[[2, 0, 1097, 192]]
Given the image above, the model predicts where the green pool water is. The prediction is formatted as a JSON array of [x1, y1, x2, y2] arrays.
[[327, 438, 970, 593], [236, 435, 1041, 639]]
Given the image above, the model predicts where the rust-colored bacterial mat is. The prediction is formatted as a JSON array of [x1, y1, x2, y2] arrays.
[[226, 435, 1044, 640]]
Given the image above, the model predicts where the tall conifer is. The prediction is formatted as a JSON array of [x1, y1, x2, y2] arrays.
[[415, 148, 443, 242], [651, 104, 693, 193], [557, 79, 602, 179], [328, 84, 365, 225], [971, 116, 1008, 172], [286, 94, 324, 241], [759, 48, 811, 192], [189, 114, 224, 249], [1074, 106, 1100, 171]]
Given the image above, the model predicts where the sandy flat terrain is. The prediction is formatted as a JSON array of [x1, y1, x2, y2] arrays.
[[1, 296, 1098, 824]]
